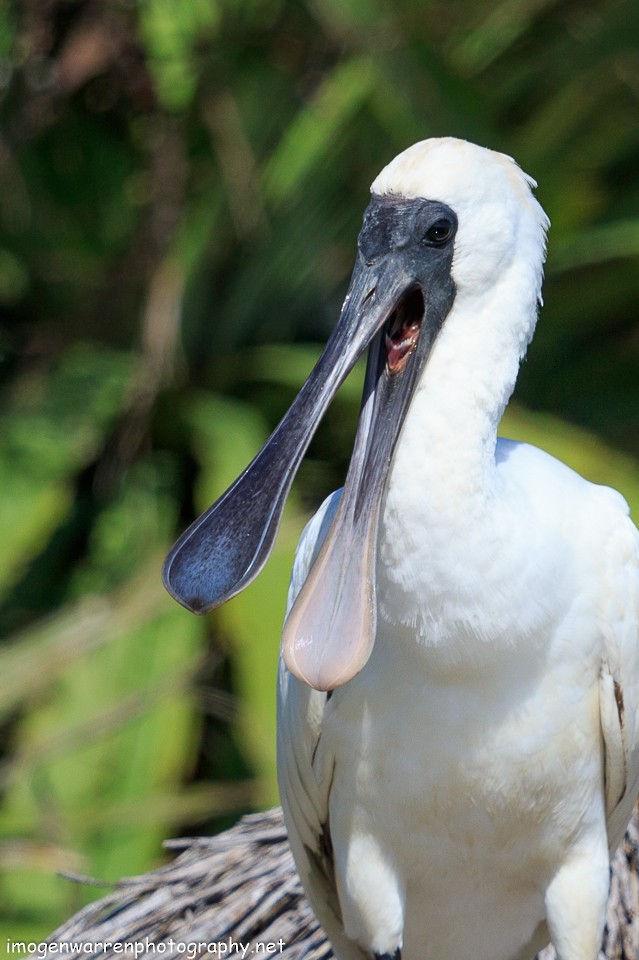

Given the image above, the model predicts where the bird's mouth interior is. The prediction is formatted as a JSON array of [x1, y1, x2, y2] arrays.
[[384, 286, 424, 374]]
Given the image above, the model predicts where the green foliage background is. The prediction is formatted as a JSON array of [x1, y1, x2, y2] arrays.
[[0, 0, 638, 943]]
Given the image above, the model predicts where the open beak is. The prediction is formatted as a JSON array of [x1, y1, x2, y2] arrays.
[[163, 196, 456, 691], [281, 274, 446, 691]]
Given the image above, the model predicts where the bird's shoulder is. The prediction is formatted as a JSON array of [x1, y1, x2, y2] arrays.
[[500, 441, 639, 849], [496, 437, 632, 526], [496, 442, 639, 827]]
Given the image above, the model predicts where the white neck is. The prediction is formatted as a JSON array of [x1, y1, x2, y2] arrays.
[[391, 255, 537, 508], [377, 258, 541, 657]]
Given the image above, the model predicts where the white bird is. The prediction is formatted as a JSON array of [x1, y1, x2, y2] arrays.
[[163, 137, 639, 960]]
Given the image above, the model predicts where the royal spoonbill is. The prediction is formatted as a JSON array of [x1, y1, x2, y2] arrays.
[[163, 137, 639, 960]]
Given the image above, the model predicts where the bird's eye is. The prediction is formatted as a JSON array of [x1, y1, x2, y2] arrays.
[[423, 219, 453, 245]]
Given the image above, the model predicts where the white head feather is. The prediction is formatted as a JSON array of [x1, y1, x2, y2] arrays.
[[371, 137, 550, 311]]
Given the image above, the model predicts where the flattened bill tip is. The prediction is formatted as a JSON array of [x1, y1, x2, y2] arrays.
[[282, 618, 375, 692], [281, 535, 377, 691], [162, 557, 209, 614]]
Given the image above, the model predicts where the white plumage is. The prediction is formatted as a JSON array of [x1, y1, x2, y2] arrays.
[[276, 139, 639, 960]]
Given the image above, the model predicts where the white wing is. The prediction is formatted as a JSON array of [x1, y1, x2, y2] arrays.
[[277, 492, 368, 960], [598, 504, 639, 852]]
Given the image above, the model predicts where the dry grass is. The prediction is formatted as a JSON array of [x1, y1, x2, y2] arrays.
[[41, 806, 639, 959]]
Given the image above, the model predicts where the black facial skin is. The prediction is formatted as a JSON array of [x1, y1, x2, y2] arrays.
[[343, 199, 457, 523], [163, 197, 458, 617], [358, 196, 457, 267]]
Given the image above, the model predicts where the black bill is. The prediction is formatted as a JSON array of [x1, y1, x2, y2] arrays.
[[163, 196, 457, 690]]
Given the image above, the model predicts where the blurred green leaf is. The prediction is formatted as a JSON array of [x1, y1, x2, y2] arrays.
[[552, 219, 639, 270], [0, 248, 28, 304], [139, 0, 221, 111], [263, 57, 377, 206], [0, 346, 136, 601]]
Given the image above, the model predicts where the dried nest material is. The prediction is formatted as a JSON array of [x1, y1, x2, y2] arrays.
[[42, 806, 639, 959]]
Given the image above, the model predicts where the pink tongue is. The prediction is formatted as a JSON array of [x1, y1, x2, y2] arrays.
[[385, 318, 420, 373]]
